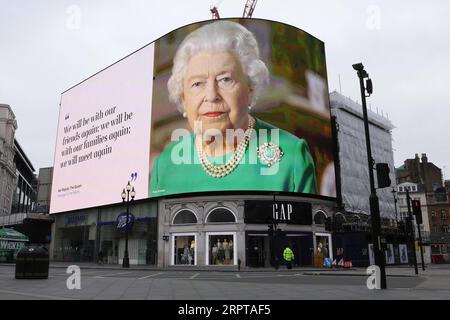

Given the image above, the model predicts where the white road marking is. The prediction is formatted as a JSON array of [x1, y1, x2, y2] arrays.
[[189, 273, 200, 279], [138, 272, 165, 280], [236, 274, 241, 278], [93, 272, 133, 278]]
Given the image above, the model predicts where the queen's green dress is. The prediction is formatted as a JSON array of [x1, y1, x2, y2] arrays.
[[150, 118, 317, 197]]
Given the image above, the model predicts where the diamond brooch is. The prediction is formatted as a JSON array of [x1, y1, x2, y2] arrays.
[[257, 143, 284, 167]]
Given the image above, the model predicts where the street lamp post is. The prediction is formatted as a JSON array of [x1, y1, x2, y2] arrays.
[[405, 189, 419, 274], [121, 181, 136, 268], [353, 62, 387, 289]]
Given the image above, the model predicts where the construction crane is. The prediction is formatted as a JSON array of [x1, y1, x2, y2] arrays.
[[210, 5, 220, 19], [210, 0, 258, 20], [210, 0, 223, 19], [242, 0, 258, 18]]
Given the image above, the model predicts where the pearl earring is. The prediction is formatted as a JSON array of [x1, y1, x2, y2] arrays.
[[183, 112, 187, 118]]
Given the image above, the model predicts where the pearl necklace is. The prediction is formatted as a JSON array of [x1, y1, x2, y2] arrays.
[[196, 116, 255, 178]]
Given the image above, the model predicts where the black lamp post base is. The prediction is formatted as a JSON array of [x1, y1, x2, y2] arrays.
[[122, 257, 130, 268]]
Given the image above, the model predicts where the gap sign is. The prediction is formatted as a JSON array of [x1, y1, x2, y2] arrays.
[[244, 200, 312, 225]]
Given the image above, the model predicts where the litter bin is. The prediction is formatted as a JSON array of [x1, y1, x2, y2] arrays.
[[15, 245, 49, 279]]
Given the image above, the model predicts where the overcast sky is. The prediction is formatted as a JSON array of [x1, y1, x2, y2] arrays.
[[1, 0, 449, 180]]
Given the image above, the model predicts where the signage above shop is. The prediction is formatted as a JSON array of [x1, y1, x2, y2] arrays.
[[116, 212, 135, 232], [244, 200, 312, 225], [64, 214, 87, 225], [0, 241, 26, 251]]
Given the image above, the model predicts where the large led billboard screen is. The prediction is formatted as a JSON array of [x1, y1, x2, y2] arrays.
[[50, 18, 336, 214]]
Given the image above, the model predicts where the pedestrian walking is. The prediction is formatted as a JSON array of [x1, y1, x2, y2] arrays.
[[283, 245, 294, 270], [98, 251, 104, 265]]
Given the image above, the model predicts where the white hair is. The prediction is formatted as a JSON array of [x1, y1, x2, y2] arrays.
[[167, 20, 269, 112]]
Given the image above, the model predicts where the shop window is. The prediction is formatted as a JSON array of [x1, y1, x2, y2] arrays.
[[172, 210, 197, 225], [315, 235, 331, 265], [173, 235, 196, 265], [206, 208, 236, 223], [207, 234, 234, 265]]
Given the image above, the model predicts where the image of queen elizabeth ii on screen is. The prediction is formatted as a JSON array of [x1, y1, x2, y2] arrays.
[[149, 19, 334, 197]]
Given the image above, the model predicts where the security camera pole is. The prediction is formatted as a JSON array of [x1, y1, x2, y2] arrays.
[[353, 62, 387, 289]]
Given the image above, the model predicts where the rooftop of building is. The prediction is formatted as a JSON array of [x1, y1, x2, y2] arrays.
[[329, 91, 395, 131], [14, 139, 35, 174]]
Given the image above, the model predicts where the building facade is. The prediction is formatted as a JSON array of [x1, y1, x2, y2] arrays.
[[396, 153, 443, 193], [396, 155, 450, 263], [329, 91, 397, 220], [0, 104, 17, 216], [427, 189, 450, 263], [157, 194, 333, 268], [0, 104, 52, 243], [396, 182, 430, 233], [50, 194, 334, 267], [445, 180, 450, 204], [11, 140, 37, 214], [427, 190, 449, 233], [35, 167, 53, 213], [327, 92, 409, 267], [396, 182, 431, 264], [50, 201, 157, 264]]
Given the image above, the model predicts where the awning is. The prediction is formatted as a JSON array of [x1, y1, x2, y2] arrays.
[[0, 228, 29, 242]]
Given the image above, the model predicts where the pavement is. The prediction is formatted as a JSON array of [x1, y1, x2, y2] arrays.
[[0, 263, 449, 300], [0, 261, 444, 277]]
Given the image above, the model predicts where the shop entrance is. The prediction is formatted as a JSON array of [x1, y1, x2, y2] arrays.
[[276, 234, 313, 267], [99, 217, 158, 265], [59, 226, 94, 262], [247, 235, 270, 268]]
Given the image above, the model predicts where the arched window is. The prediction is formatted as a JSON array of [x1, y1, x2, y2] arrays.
[[314, 211, 327, 225], [334, 213, 347, 223], [206, 207, 236, 223], [172, 210, 197, 225]]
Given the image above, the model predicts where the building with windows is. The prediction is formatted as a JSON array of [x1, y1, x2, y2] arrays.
[[50, 201, 157, 264], [50, 193, 333, 267], [0, 104, 17, 216], [396, 182, 431, 264], [396, 182, 430, 233], [328, 92, 407, 267], [11, 140, 37, 214], [157, 194, 332, 268], [0, 104, 53, 244], [427, 188, 449, 234], [427, 188, 450, 263], [35, 167, 53, 213], [396, 155, 450, 264], [396, 154, 443, 193], [329, 91, 396, 220]]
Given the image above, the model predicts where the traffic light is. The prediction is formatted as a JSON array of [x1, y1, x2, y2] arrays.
[[376, 163, 391, 188], [411, 200, 423, 224]]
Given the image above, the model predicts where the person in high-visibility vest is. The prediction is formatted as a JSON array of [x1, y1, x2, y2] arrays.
[[283, 245, 295, 269]]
